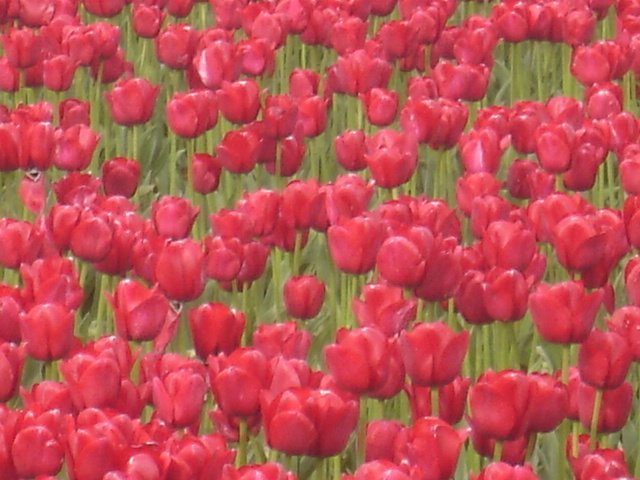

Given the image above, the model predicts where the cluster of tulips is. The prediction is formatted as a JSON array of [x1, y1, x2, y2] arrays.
[[3, 0, 640, 479]]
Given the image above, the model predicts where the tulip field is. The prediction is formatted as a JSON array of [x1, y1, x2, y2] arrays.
[[4, 0, 640, 478]]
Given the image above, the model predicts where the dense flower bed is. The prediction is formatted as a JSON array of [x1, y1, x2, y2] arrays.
[[1, 0, 640, 479]]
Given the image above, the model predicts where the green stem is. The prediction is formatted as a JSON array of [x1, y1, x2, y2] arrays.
[[237, 418, 248, 467], [430, 386, 439, 418], [589, 388, 604, 450]]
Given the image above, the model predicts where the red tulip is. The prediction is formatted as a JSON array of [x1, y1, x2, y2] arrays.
[[0, 285, 22, 343], [473, 463, 539, 480], [346, 460, 410, 480], [326, 49, 392, 96], [405, 376, 471, 425], [191, 153, 222, 194], [399, 321, 469, 387], [334, 129, 367, 171], [188, 302, 245, 360], [578, 329, 632, 390], [578, 381, 633, 433], [166, 89, 218, 138], [459, 127, 503, 174], [154, 239, 206, 302], [297, 95, 328, 137], [3, 27, 42, 68], [289, 68, 320, 98], [364, 129, 418, 188], [393, 417, 466, 480], [83, 0, 126, 17], [365, 419, 404, 462], [352, 283, 417, 337], [11, 417, 64, 478], [0, 219, 43, 269], [222, 462, 296, 480], [325, 326, 404, 398], [526, 372, 569, 433], [20, 256, 83, 311], [53, 124, 100, 171], [327, 214, 385, 274], [132, 4, 164, 39], [360, 87, 399, 126], [216, 124, 261, 174], [535, 122, 574, 174], [468, 370, 530, 441], [483, 268, 529, 323], [105, 78, 160, 126], [151, 196, 200, 240], [106, 279, 172, 342], [101, 157, 140, 198], [20, 303, 75, 362], [606, 306, 640, 361], [193, 39, 240, 89], [59, 99, 90, 129], [166, 0, 194, 17], [155, 23, 200, 70], [252, 321, 311, 360], [209, 347, 270, 417], [217, 79, 261, 124], [42, 54, 77, 92], [261, 386, 359, 457], [455, 172, 502, 216], [0, 342, 24, 402], [434, 61, 491, 102], [69, 211, 113, 263], [529, 280, 603, 344], [151, 360, 207, 429], [376, 225, 434, 288], [283, 275, 325, 319], [506, 158, 555, 200], [330, 16, 367, 56], [0, 58, 19, 92]]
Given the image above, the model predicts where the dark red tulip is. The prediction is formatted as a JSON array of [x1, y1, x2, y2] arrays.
[[393, 417, 466, 480], [155, 239, 206, 302], [105, 78, 160, 126], [550, 214, 605, 273], [509, 101, 546, 154], [0, 285, 22, 343], [327, 214, 385, 274], [325, 326, 404, 399], [399, 321, 469, 387], [132, 4, 165, 39], [209, 347, 270, 417], [166, 89, 218, 138], [261, 386, 359, 457], [526, 372, 569, 433], [506, 158, 555, 200], [188, 302, 245, 360], [283, 275, 325, 319], [455, 270, 493, 326], [155, 23, 200, 70], [252, 321, 311, 360], [414, 235, 463, 303], [364, 129, 418, 189], [20, 303, 75, 362], [578, 381, 633, 433], [101, 157, 140, 198], [578, 329, 632, 390], [529, 281, 603, 344], [106, 279, 172, 342]]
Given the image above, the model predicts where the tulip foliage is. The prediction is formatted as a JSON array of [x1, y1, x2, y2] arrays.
[[3, 0, 640, 479]]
